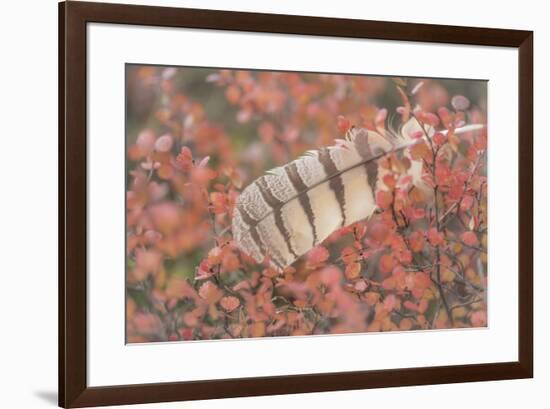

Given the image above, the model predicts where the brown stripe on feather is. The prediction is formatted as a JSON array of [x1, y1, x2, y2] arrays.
[[284, 163, 318, 245], [352, 131, 379, 195], [365, 162, 378, 195], [317, 148, 346, 226], [256, 177, 298, 258], [239, 206, 285, 270], [238, 207, 265, 257], [352, 128, 372, 159]]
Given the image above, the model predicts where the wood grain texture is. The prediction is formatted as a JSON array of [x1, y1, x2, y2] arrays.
[[59, 1, 533, 407]]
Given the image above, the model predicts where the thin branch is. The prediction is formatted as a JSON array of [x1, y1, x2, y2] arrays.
[[450, 297, 484, 311]]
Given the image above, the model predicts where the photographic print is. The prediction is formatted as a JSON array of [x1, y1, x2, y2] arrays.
[[125, 65, 487, 343]]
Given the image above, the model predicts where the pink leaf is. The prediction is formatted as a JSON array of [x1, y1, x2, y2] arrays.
[[461, 231, 479, 247], [154, 134, 173, 152], [308, 246, 330, 264]]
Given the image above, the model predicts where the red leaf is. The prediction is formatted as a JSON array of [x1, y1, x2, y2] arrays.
[[179, 328, 193, 340]]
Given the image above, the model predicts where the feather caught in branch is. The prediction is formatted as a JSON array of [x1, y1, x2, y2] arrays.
[[232, 117, 484, 270]]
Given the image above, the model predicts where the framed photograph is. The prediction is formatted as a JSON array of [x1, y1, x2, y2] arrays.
[[59, 1, 533, 407]]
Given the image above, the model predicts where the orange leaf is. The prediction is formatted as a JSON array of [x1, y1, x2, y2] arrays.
[[409, 141, 431, 161], [345, 262, 362, 280], [222, 252, 240, 272], [220, 296, 240, 312], [340, 246, 357, 264]]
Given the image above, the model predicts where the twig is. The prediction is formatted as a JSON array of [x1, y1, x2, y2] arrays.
[[413, 112, 455, 327], [446, 237, 487, 254], [450, 297, 484, 311]]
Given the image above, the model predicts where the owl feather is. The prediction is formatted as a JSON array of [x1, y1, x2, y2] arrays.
[[232, 118, 483, 270]]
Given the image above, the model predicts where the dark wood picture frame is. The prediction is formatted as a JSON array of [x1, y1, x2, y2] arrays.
[[59, 1, 533, 407]]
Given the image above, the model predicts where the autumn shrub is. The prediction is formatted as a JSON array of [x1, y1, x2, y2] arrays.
[[126, 66, 487, 342]]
